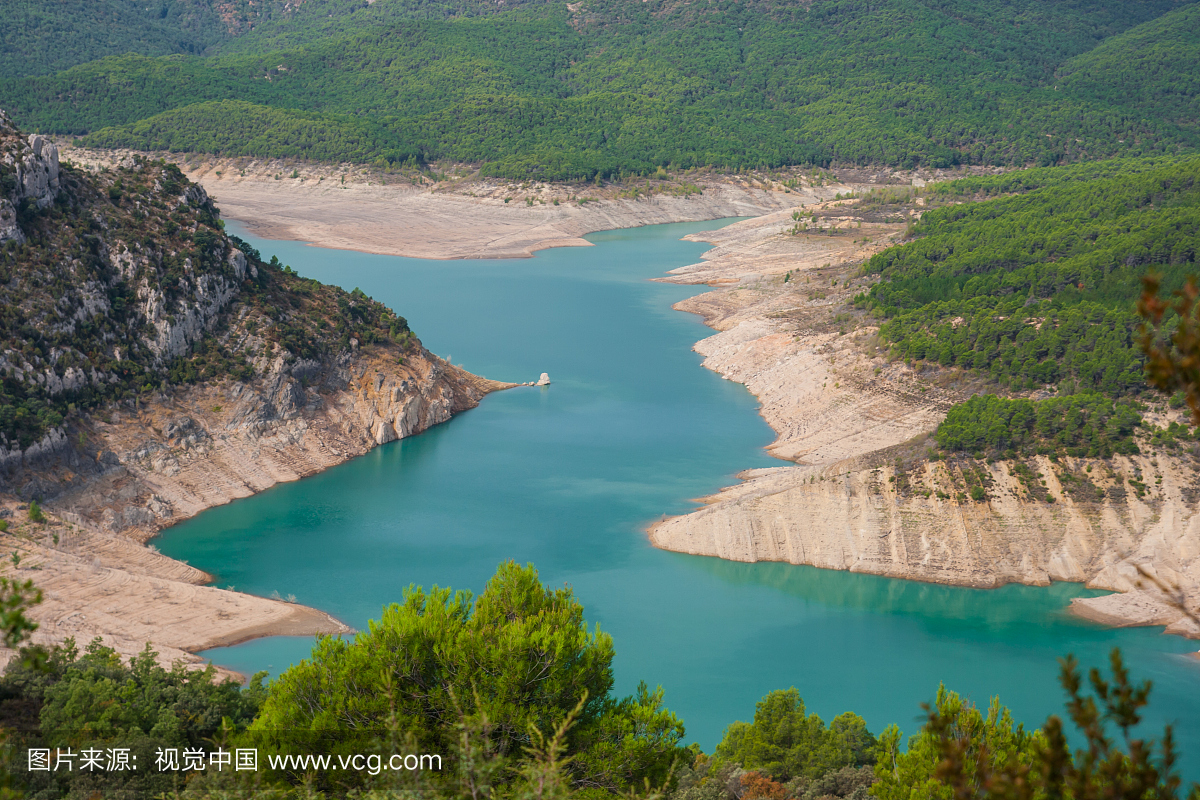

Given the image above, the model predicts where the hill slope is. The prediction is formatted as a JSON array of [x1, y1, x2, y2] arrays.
[[0, 0, 558, 79], [1058, 2, 1200, 142], [860, 156, 1200, 401], [0, 109, 505, 516], [0, 0, 304, 78]]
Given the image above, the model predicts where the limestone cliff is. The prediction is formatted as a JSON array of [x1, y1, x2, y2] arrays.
[[0, 107, 265, 461], [0, 108, 512, 508], [649, 452, 1200, 638], [48, 345, 503, 539], [0, 127, 59, 243]]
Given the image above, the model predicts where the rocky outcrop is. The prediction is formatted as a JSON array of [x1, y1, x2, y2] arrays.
[[0, 113, 60, 244], [142, 247, 248, 363], [0, 112, 518, 671], [0, 109, 275, 467], [0, 330, 510, 675]]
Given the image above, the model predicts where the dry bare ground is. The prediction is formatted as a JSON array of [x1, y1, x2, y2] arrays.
[[61, 145, 842, 259], [0, 505, 347, 680]]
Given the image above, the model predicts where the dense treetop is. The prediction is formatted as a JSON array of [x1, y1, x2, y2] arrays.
[[712, 689, 876, 781], [2, 562, 1193, 798], [1057, 2, 1200, 143], [252, 561, 686, 793], [934, 394, 1144, 460]]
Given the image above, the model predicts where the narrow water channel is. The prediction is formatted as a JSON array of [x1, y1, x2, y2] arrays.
[[156, 219, 1200, 776]]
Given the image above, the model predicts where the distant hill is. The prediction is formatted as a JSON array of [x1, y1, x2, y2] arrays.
[[0, 0, 553, 79], [0, 0, 298, 78], [1057, 2, 1200, 143], [2, 0, 1198, 177]]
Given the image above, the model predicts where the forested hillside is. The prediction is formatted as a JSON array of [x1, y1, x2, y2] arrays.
[[1057, 2, 1200, 141], [0, 0, 303, 78], [0, 0, 559, 79], [860, 156, 1200, 398], [848, 155, 1200, 460], [2, 0, 1197, 178]]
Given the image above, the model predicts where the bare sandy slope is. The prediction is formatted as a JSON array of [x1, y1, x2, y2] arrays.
[[648, 198, 1200, 643], [61, 145, 838, 259], [203, 178, 804, 260], [0, 505, 348, 680], [659, 205, 951, 464]]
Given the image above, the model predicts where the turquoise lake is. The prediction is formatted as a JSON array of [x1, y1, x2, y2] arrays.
[[158, 219, 1200, 777]]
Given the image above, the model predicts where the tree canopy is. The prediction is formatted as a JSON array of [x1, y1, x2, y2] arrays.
[[859, 156, 1200, 398], [249, 561, 686, 793]]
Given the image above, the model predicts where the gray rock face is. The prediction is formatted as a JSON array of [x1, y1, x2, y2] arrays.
[[142, 265, 242, 362], [0, 114, 62, 245], [0, 198, 19, 244], [20, 134, 60, 208]]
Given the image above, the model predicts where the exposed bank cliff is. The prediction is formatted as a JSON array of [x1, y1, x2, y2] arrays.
[[42, 345, 502, 540], [0, 343, 506, 675]]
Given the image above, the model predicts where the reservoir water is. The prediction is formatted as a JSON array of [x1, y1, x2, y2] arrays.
[[157, 219, 1200, 777]]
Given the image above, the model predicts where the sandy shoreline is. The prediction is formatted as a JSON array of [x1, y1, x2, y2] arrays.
[[0, 504, 351, 680], [61, 144, 849, 259], [183, 177, 807, 260]]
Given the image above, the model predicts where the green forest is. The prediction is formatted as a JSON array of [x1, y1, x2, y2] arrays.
[[933, 394, 1145, 460], [858, 156, 1200, 398], [1, 562, 1193, 799], [2, 0, 1198, 177], [0, 0, 292, 78]]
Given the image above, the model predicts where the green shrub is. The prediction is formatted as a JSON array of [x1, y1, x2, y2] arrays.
[[935, 394, 1142, 459], [712, 688, 876, 781]]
